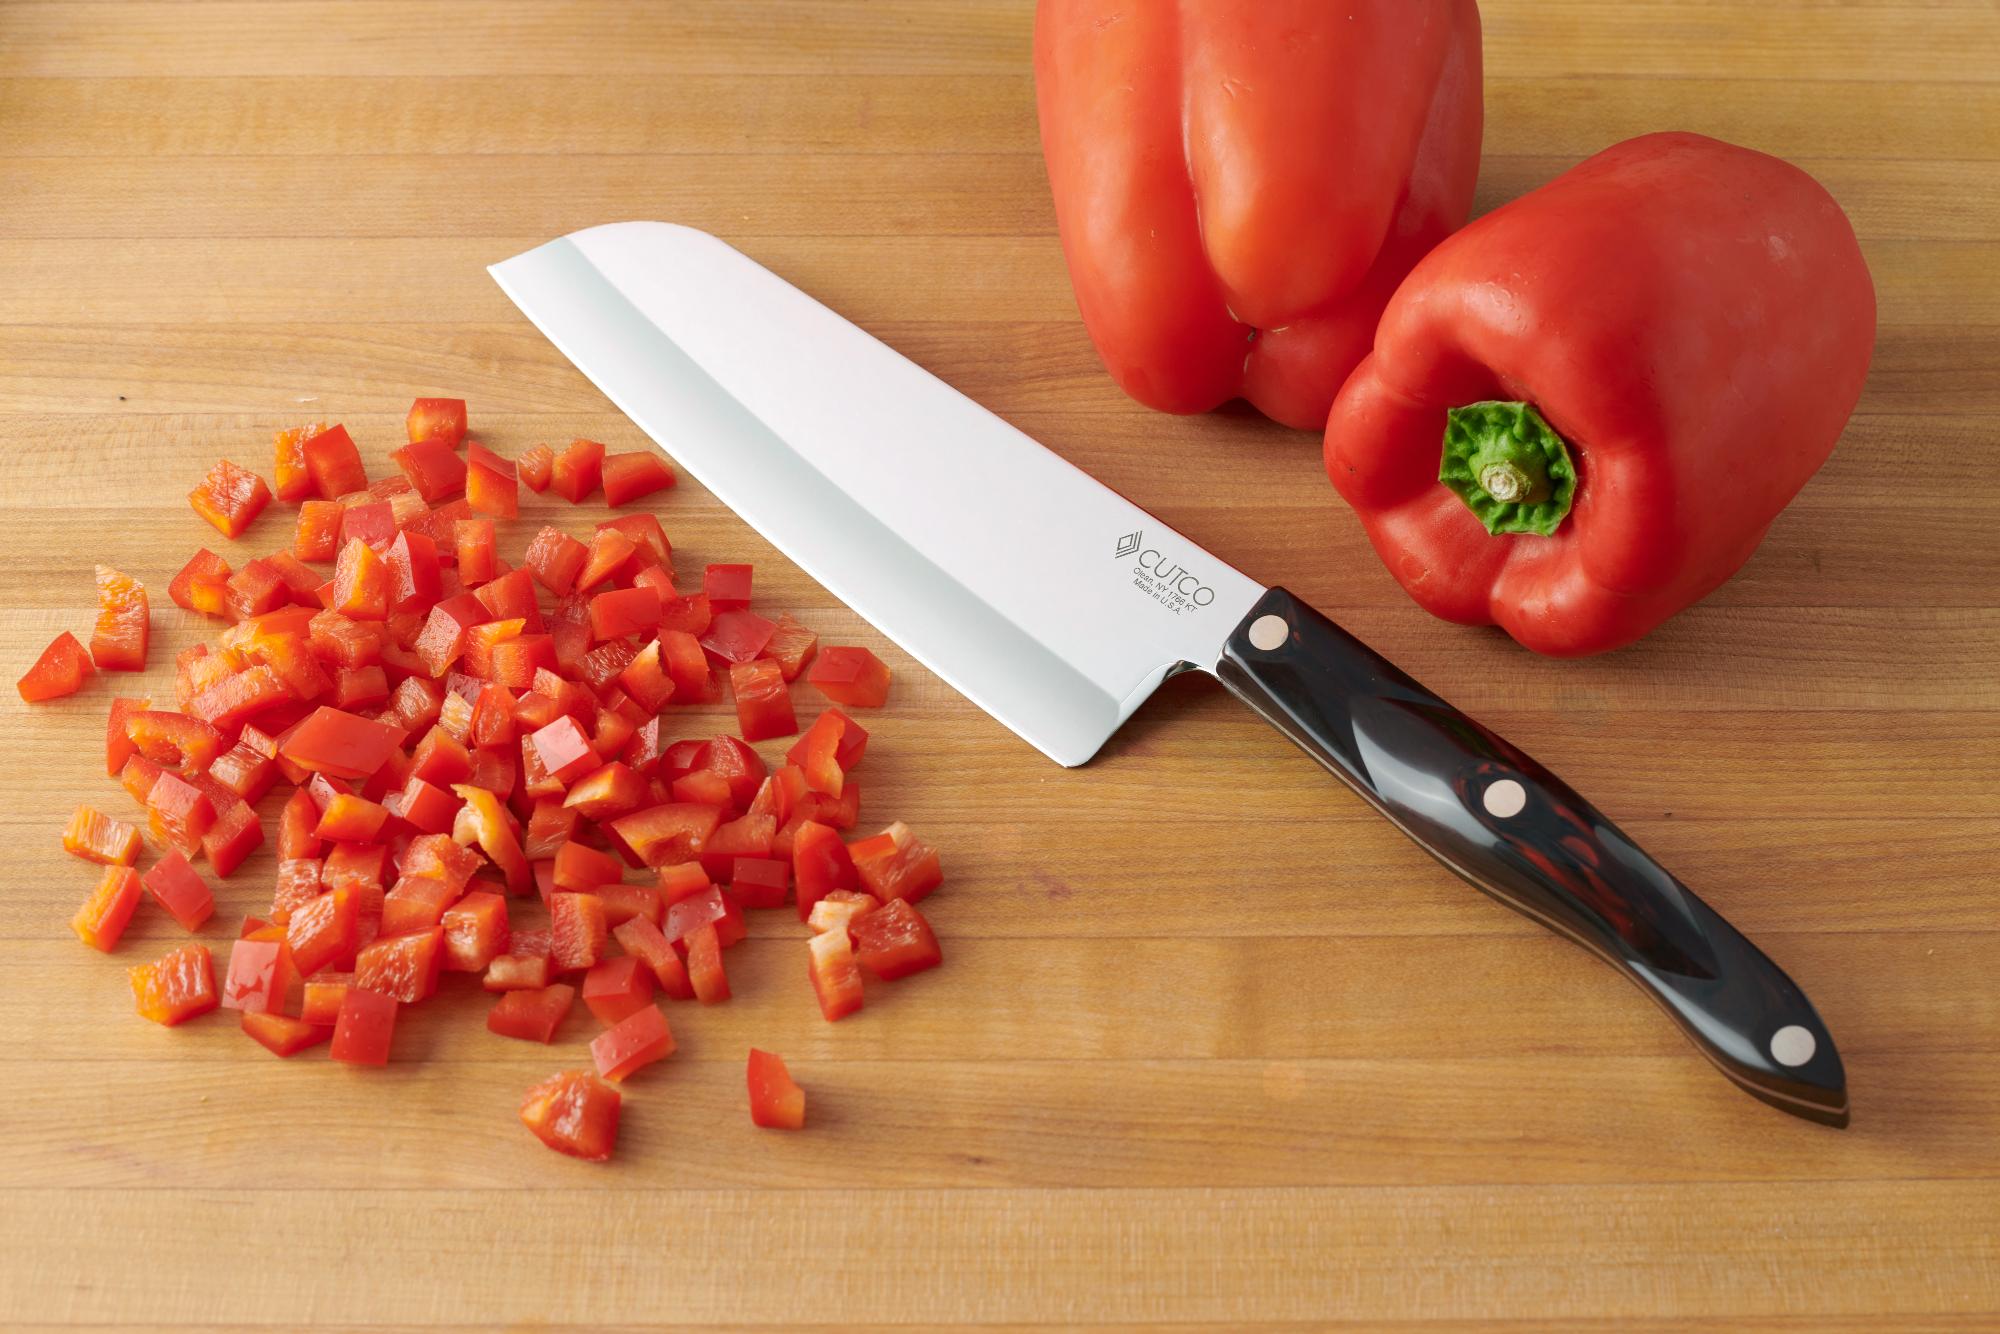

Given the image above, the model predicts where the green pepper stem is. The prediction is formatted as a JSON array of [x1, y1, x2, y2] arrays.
[[1438, 401, 1578, 537]]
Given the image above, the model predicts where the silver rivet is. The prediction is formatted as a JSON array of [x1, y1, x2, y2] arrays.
[[1482, 778, 1527, 818], [1770, 1025, 1816, 1067], [1247, 614, 1287, 651]]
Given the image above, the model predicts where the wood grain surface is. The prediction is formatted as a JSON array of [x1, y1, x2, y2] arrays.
[[3, 1, 1997, 1328]]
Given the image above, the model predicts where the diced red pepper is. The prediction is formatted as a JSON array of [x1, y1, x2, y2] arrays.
[[600, 452, 675, 507], [332, 538, 392, 620], [552, 838, 623, 893], [308, 610, 386, 668], [146, 772, 216, 856], [89, 566, 149, 672], [520, 1069, 620, 1160], [286, 887, 358, 976], [808, 924, 864, 1022], [221, 558, 287, 621], [517, 442, 554, 493], [850, 821, 943, 904], [407, 397, 467, 448], [381, 874, 460, 935], [523, 525, 589, 597], [442, 889, 509, 971], [273, 422, 325, 502], [276, 789, 323, 862], [699, 814, 776, 884], [610, 916, 694, 1001], [549, 438, 605, 504], [455, 517, 496, 587], [591, 1003, 674, 1082], [608, 802, 721, 868], [581, 955, 655, 1026], [222, 937, 297, 1014], [355, 927, 444, 1003], [575, 527, 636, 593], [303, 424, 367, 500], [299, 974, 351, 1026], [382, 675, 445, 734], [72, 865, 142, 952], [562, 761, 646, 821], [465, 440, 518, 518], [613, 640, 672, 713], [166, 551, 232, 622], [189, 458, 273, 538], [281, 706, 406, 779], [528, 715, 598, 785], [807, 645, 892, 708], [850, 897, 942, 980], [684, 921, 730, 1004], [129, 943, 218, 1026], [270, 859, 324, 926], [762, 614, 818, 681], [390, 437, 467, 503], [703, 563, 753, 610], [450, 784, 531, 893], [658, 592, 712, 638], [324, 840, 391, 895], [18, 631, 93, 703], [340, 501, 397, 550], [701, 609, 776, 667], [729, 856, 790, 910], [138, 850, 214, 931], [747, 1048, 805, 1129], [330, 664, 389, 711], [787, 708, 846, 798], [383, 531, 442, 613], [485, 952, 554, 991], [200, 798, 265, 877], [314, 792, 389, 842], [549, 892, 608, 972], [330, 986, 397, 1065], [292, 499, 343, 562], [63, 804, 140, 867], [793, 819, 859, 922], [728, 658, 797, 742], [588, 586, 661, 642], [402, 832, 484, 896], [241, 1011, 329, 1057], [488, 983, 577, 1042]]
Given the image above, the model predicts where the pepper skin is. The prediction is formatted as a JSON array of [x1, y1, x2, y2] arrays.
[[1324, 133, 1876, 655], [1034, 0, 1483, 430]]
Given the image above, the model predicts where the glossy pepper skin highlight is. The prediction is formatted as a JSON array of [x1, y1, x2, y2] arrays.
[[1324, 132, 1876, 656]]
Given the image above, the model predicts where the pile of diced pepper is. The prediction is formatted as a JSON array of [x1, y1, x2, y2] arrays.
[[26, 398, 944, 1158]]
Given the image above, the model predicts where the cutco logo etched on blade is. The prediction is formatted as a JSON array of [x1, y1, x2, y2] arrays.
[[1116, 529, 1215, 614]]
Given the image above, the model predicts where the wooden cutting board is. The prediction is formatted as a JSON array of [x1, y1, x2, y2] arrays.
[[3, 2, 1996, 1327]]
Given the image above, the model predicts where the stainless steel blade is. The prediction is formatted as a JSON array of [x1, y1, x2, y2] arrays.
[[490, 223, 1264, 766]]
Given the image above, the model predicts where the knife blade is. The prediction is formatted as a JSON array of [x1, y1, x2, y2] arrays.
[[490, 222, 1848, 1128]]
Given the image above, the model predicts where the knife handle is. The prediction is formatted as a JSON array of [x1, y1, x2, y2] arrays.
[[1213, 587, 1848, 1127]]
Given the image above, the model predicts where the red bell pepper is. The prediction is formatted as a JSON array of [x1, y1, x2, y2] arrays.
[[1034, 0, 1483, 430], [273, 422, 325, 502], [303, 424, 367, 499], [488, 983, 576, 1042], [390, 438, 467, 503], [762, 614, 818, 681], [169, 549, 233, 617], [684, 920, 730, 1004], [188, 458, 273, 537], [701, 563, 752, 610], [517, 443, 554, 493], [129, 943, 218, 1025], [806, 925, 863, 1022], [590, 1003, 674, 1082], [806, 646, 890, 709], [18, 631, 94, 702], [550, 438, 605, 504], [90, 566, 149, 672], [520, 1069, 620, 1160], [849, 821, 943, 905], [63, 804, 141, 867], [241, 1011, 329, 1057], [600, 452, 675, 507], [356, 927, 444, 1003], [850, 897, 943, 981], [464, 441, 519, 518], [330, 986, 397, 1065], [549, 891, 608, 972], [1325, 133, 1877, 655], [581, 956, 655, 1026], [73, 865, 142, 952], [729, 659, 797, 742], [746, 1049, 805, 1129], [407, 397, 468, 448], [142, 850, 216, 931]]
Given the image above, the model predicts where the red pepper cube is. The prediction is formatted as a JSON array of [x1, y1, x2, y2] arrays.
[[701, 609, 777, 666], [698, 814, 776, 885], [314, 792, 389, 843], [588, 586, 662, 642], [17, 631, 94, 703], [129, 943, 218, 1026], [287, 888, 359, 976], [332, 538, 392, 621], [330, 986, 397, 1065], [488, 983, 576, 1042], [485, 952, 554, 992], [684, 921, 730, 1004], [146, 772, 217, 857], [241, 1011, 329, 1057], [464, 440, 519, 518], [189, 458, 273, 538], [140, 850, 216, 931], [562, 762, 646, 822], [575, 528, 637, 593], [807, 645, 893, 708], [455, 517, 497, 588], [702, 563, 753, 610], [549, 892, 608, 972], [517, 442, 554, 493], [729, 659, 797, 742], [63, 804, 141, 867], [339, 501, 397, 551], [658, 629, 713, 701], [168, 548, 233, 617], [442, 889, 509, 972], [611, 917, 694, 1000], [730, 856, 790, 910], [324, 840, 391, 895], [601, 452, 675, 507], [850, 820, 944, 905], [657, 592, 711, 637], [303, 424, 367, 499], [90, 565, 149, 673], [808, 925, 864, 1022], [390, 437, 467, 502], [281, 706, 406, 780], [551, 839, 623, 893], [355, 927, 444, 1004], [221, 935, 301, 1015], [581, 955, 656, 1027], [549, 437, 605, 504], [273, 422, 322, 502], [850, 896, 943, 980], [406, 397, 467, 448], [381, 874, 460, 935], [763, 614, 819, 681], [591, 1003, 674, 1082], [608, 802, 721, 869], [520, 1070, 620, 1160], [792, 819, 859, 923], [127, 710, 226, 776], [332, 664, 389, 711], [200, 799, 265, 877], [72, 865, 142, 952], [528, 715, 598, 785], [524, 525, 590, 597], [787, 709, 848, 797], [383, 531, 442, 613], [747, 1048, 805, 1128]]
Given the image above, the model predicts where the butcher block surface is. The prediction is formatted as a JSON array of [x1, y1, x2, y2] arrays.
[[2, 2, 1998, 1328]]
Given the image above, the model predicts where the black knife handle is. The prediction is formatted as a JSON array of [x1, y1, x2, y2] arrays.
[[1213, 587, 1848, 1127]]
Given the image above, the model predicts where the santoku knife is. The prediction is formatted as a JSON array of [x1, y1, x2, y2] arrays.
[[490, 222, 1847, 1128]]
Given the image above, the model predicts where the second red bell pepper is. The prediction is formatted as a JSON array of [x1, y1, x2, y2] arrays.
[[1324, 133, 1876, 655]]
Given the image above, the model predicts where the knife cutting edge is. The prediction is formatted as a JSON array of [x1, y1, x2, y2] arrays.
[[490, 222, 1848, 1128]]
